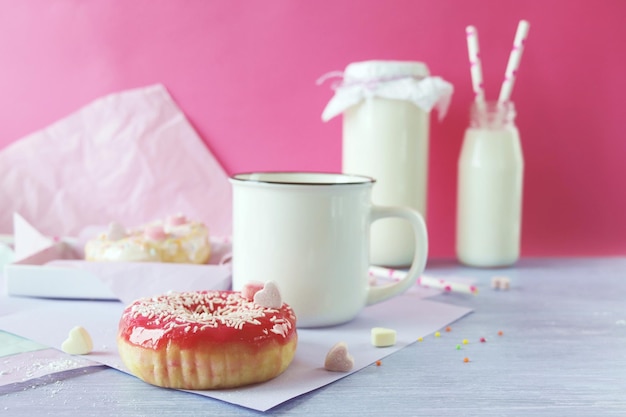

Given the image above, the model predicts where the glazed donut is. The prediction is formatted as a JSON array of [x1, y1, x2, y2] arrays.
[[85, 214, 211, 264], [116, 282, 298, 389]]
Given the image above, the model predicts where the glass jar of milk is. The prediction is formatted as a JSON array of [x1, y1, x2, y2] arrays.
[[320, 60, 453, 267], [456, 101, 524, 267]]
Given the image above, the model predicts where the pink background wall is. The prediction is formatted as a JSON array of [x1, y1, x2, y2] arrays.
[[0, 0, 624, 258]]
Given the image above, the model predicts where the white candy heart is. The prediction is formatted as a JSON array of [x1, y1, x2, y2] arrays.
[[253, 281, 282, 309], [106, 222, 127, 241], [61, 326, 93, 355], [324, 341, 354, 372]]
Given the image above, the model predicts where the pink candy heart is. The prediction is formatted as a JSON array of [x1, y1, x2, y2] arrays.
[[324, 341, 354, 372], [144, 225, 167, 241], [166, 214, 188, 226], [241, 281, 265, 300], [253, 281, 282, 309]]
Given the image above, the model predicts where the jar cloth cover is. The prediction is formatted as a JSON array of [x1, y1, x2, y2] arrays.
[[320, 61, 453, 122]]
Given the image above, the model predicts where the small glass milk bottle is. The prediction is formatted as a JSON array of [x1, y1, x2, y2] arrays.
[[456, 101, 524, 267], [320, 60, 454, 267]]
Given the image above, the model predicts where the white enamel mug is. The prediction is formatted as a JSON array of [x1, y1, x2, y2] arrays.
[[230, 172, 428, 328]]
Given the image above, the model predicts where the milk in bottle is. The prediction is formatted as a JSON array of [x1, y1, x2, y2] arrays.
[[456, 101, 523, 267]]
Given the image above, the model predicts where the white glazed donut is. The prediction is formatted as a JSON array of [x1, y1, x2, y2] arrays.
[[85, 214, 211, 264]]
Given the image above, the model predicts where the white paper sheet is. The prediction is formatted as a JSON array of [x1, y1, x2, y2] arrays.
[[0, 291, 471, 411]]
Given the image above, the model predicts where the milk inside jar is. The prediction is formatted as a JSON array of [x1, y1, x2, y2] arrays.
[[456, 101, 523, 267], [320, 61, 454, 267]]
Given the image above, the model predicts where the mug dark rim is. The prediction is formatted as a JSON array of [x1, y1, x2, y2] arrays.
[[229, 171, 376, 186]]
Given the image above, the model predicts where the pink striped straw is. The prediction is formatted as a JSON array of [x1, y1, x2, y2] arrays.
[[369, 266, 478, 295], [498, 20, 531, 103], [465, 25, 485, 103]]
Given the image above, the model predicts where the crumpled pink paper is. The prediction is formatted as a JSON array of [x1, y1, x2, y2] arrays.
[[0, 84, 232, 239]]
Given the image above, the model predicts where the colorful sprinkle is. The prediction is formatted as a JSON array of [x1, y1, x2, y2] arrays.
[[417, 337, 423, 342], [462, 339, 469, 345], [463, 357, 470, 363], [434, 331, 441, 337], [480, 337, 487, 343], [456, 344, 461, 350], [498, 330, 504, 336], [445, 326, 452, 332], [376, 360, 382, 366]]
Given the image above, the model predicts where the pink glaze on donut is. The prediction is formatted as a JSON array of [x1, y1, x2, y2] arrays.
[[118, 291, 297, 351], [144, 225, 167, 241]]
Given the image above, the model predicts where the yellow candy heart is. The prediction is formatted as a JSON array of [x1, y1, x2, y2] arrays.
[[61, 326, 93, 355]]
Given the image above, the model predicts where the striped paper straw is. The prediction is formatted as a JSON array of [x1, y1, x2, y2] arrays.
[[466, 25, 486, 103], [417, 275, 479, 295], [498, 20, 530, 103], [369, 266, 478, 295]]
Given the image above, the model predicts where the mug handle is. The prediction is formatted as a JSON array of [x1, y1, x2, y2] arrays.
[[365, 205, 428, 306]]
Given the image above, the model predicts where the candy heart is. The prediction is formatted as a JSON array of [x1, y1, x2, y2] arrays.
[[242, 281, 265, 300], [61, 326, 93, 355], [144, 225, 167, 241], [491, 276, 510, 290], [253, 281, 282, 309], [324, 341, 354, 372], [106, 221, 127, 241], [166, 214, 188, 227], [371, 327, 397, 347]]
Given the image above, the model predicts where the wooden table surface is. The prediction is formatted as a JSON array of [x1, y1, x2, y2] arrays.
[[2, 257, 625, 416]]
